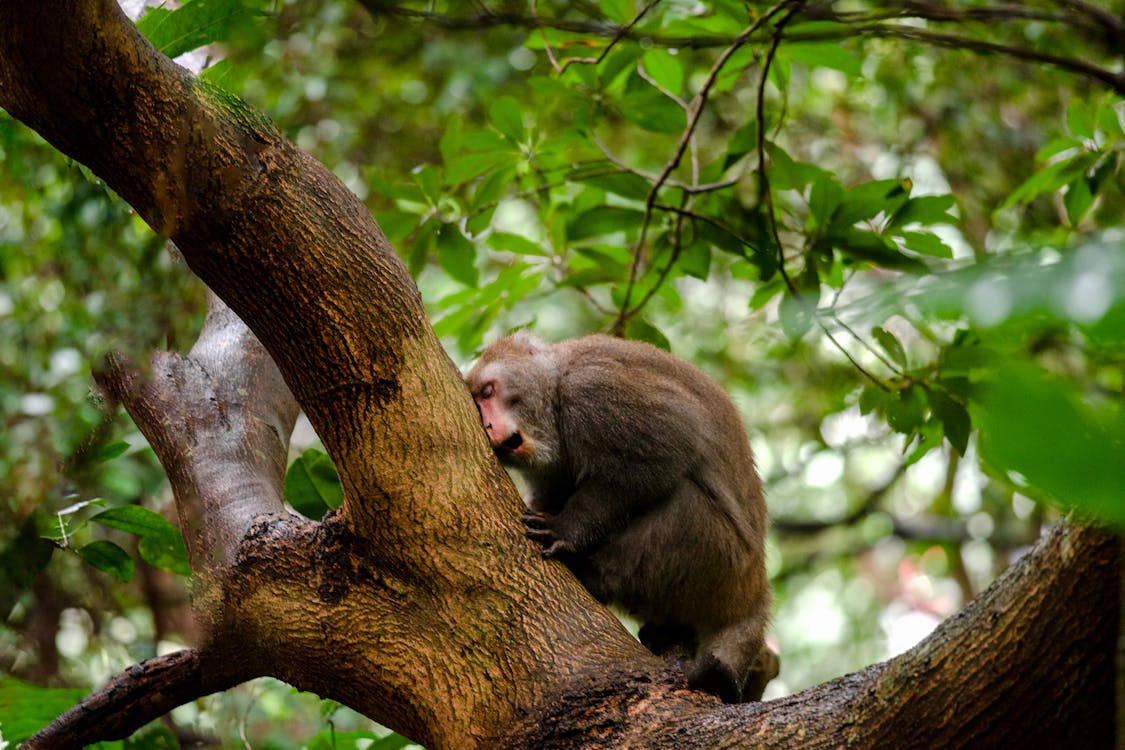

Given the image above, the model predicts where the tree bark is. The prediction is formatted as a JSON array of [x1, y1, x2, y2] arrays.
[[0, 3, 1118, 749]]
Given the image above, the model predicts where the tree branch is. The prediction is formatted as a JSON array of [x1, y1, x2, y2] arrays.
[[96, 288, 298, 569], [24, 648, 252, 749]]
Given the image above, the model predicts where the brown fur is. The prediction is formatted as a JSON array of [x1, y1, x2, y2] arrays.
[[466, 332, 772, 702]]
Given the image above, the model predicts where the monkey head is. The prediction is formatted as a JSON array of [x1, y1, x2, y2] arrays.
[[465, 332, 562, 470]]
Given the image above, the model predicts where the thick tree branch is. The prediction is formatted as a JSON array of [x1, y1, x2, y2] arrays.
[[96, 288, 298, 569], [513, 522, 1119, 748], [23, 648, 252, 750]]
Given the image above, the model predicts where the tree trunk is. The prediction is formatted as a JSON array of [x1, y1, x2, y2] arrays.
[[0, 3, 1117, 748]]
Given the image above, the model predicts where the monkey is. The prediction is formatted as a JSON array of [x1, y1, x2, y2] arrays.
[[465, 331, 775, 703]]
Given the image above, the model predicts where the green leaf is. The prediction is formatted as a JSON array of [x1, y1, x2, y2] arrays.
[[766, 143, 830, 190], [138, 534, 192, 577], [136, 0, 257, 58], [1000, 152, 1097, 210], [566, 206, 645, 242], [676, 238, 712, 280], [376, 210, 421, 246], [78, 540, 134, 582], [1063, 177, 1093, 225], [489, 232, 549, 257], [1066, 99, 1095, 140], [808, 176, 844, 229], [579, 171, 652, 201], [625, 319, 671, 350], [887, 194, 957, 230], [884, 384, 926, 434], [835, 228, 927, 271], [779, 292, 813, 340], [0, 677, 89, 744], [435, 224, 480, 287], [93, 505, 178, 538], [926, 389, 971, 456], [975, 363, 1125, 526], [641, 50, 685, 95], [490, 96, 526, 141], [900, 231, 954, 259], [3, 516, 54, 588], [784, 42, 861, 77], [834, 179, 910, 229], [619, 87, 687, 134], [93, 440, 130, 463], [285, 449, 344, 520], [445, 152, 502, 186], [412, 164, 443, 204], [871, 326, 907, 368], [439, 114, 463, 164], [92, 506, 192, 576]]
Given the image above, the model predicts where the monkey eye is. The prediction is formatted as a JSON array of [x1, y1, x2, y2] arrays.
[[480, 383, 494, 399]]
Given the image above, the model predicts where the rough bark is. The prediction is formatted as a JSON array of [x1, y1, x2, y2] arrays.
[[0, 2, 1118, 749]]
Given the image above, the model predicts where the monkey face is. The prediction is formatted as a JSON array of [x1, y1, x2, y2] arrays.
[[465, 337, 561, 471]]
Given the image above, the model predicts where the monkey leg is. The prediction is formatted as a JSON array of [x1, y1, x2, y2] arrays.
[[638, 621, 696, 656], [689, 610, 771, 703]]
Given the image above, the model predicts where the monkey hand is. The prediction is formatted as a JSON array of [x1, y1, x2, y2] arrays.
[[521, 511, 576, 558]]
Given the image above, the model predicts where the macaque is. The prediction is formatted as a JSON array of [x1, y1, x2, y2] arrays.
[[465, 332, 774, 703]]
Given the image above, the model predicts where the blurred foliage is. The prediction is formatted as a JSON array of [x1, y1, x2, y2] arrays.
[[2, 0, 1123, 746]]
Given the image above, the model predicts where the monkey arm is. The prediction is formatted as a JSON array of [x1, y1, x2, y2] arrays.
[[522, 470, 677, 558]]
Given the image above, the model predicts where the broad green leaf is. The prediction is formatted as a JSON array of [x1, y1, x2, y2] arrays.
[[1096, 101, 1124, 136], [926, 389, 971, 456], [93, 440, 130, 463], [138, 534, 192, 577], [0, 677, 88, 745], [92, 506, 192, 576], [471, 165, 516, 210], [619, 88, 687, 134], [435, 224, 480, 287], [676, 238, 712, 280], [285, 449, 344, 520], [600, 0, 636, 24], [766, 143, 831, 190], [975, 363, 1125, 526], [835, 228, 927, 271], [1063, 177, 1093, 225], [1000, 152, 1097, 210], [5, 516, 54, 588], [808, 176, 844, 229], [625, 319, 671, 350], [445, 152, 502, 186], [784, 42, 861, 77], [871, 326, 907, 368], [884, 384, 926, 434], [887, 194, 957, 230], [834, 179, 910, 229], [439, 114, 463, 164], [858, 383, 891, 416], [566, 206, 645, 242], [1066, 99, 1095, 139], [412, 164, 442, 204], [78, 540, 134, 582], [579, 171, 652, 201], [93, 505, 180, 538], [489, 232, 549, 257], [642, 50, 685, 95], [900, 231, 954, 259], [137, 0, 258, 58], [779, 292, 813, 340], [376, 210, 421, 246], [1036, 136, 1082, 161], [490, 96, 526, 142]]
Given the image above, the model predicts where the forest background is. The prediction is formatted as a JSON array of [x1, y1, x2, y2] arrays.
[[0, 0, 1122, 746]]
